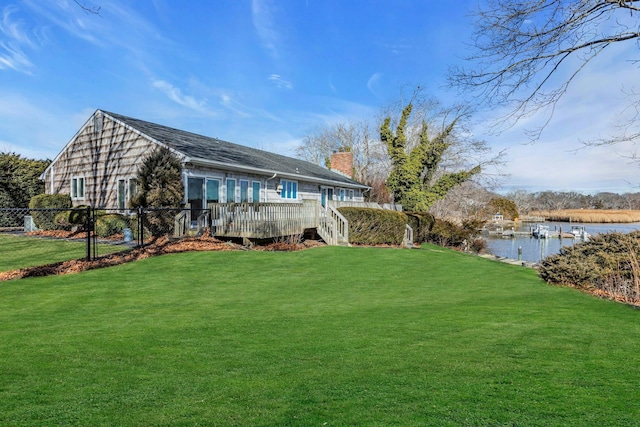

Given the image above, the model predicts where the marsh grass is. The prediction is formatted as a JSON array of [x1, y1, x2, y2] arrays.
[[530, 209, 640, 223], [1, 246, 640, 425]]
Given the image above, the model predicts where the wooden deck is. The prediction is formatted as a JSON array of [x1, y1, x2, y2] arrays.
[[208, 200, 319, 239], [176, 200, 409, 246]]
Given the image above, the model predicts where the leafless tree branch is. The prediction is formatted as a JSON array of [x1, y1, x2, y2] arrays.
[[74, 0, 101, 15], [449, 0, 640, 144]]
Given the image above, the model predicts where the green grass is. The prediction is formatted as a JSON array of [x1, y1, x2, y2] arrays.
[[1, 245, 639, 426], [0, 234, 127, 272]]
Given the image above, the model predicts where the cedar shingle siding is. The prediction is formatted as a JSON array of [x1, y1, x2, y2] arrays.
[[42, 110, 368, 208]]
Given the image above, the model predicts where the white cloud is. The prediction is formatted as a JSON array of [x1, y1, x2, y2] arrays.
[[219, 93, 252, 118], [473, 39, 640, 194], [252, 0, 281, 59], [366, 72, 383, 97], [0, 6, 35, 73], [268, 74, 292, 89], [151, 79, 218, 117]]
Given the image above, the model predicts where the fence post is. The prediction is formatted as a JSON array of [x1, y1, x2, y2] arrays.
[[85, 205, 92, 261], [137, 207, 143, 246], [92, 208, 97, 260]]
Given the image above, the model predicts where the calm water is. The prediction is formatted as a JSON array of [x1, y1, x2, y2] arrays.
[[484, 222, 640, 264]]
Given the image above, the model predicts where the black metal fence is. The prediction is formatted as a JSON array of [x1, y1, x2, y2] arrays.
[[0, 206, 210, 263]]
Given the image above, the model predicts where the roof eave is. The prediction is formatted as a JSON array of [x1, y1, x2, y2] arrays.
[[187, 157, 368, 189]]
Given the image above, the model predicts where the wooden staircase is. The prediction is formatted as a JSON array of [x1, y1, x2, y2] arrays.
[[315, 204, 349, 246]]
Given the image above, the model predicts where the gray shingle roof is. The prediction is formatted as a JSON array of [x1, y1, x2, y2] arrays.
[[102, 110, 367, 189]]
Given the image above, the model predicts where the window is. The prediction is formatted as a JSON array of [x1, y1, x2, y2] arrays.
[[187, 177, 204, 210], [226, 178, 236, 202], [118, 179, 126, 210], [348, 189, 354, 201], [71, 177, 85, 200], [280, 179, 298, 200], [339, 189, 345, 201], [206, 179, 220, 204], [240, 180, 249, 203], [118, 178, 138, 210], [129, 179, 138, 201], [252, 181, 261, 203]]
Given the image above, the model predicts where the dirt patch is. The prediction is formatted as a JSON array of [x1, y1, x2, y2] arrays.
[[0, 234, 326, 282]]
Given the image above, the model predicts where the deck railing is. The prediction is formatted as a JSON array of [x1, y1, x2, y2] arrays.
[[208, 201, 318, 239], [197, 200, 408, 246], [317, 204, 349, 245], [328, 200, 402, 211]]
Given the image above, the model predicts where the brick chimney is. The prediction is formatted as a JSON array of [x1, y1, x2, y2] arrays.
[[330, 151, 353, 178]]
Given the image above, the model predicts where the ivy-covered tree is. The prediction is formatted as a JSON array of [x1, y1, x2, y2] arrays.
[[382, 103, 481, 212], [0, 152, 51, 208]]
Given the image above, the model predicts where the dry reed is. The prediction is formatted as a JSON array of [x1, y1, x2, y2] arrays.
[[529, 209, 640, 223]]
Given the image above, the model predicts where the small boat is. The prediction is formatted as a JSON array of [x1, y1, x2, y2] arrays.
[[570, 225, 590, 240], [532, 224, 550, 239]]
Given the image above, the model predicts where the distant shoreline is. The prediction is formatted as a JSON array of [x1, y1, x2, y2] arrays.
[[527, 209, 640, 224]]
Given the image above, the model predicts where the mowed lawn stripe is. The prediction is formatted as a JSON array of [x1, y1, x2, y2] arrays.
[[1, 245, 639, 426]]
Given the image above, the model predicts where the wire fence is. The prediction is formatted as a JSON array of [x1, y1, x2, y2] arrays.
[[0, 206, 210, 264]]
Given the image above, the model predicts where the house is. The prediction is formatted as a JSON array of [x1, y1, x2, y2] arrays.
[[40, 110, 369, 210]]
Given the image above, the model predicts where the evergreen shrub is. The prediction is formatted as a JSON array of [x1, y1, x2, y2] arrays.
[[28, 194, 72, 230], [95, 214, 130, 238], [539, 231, 640, 303], [53, 206, 89, 230], [338, 207, 408, 245]]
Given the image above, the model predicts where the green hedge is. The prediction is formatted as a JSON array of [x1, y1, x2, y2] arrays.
[[28, 194, 72, 230], [405, 212, 435, 243], [426, 218, 486, 252], [338, 207, 408, 246]]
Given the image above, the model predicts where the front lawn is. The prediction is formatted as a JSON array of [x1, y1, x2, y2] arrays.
[[0, 245, 639, 426], [0, 233, 128, 272]]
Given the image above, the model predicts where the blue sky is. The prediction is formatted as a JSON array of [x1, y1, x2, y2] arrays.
[[1, 0, 638, 194]]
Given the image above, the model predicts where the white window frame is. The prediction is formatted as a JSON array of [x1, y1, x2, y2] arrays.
[[206, 178, 221, 204], [226, 178, 237, 203], [129, 178, 138, 203], [117, 179, 126, 210], [71, 176, 85, 200], [280, 179, 298, 200], [117, 177, 138, 210], [239, 180, 249, 203], [251, 181, 261, 203]]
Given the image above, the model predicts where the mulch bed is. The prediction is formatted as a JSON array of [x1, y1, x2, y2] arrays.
[[0, 232, 325, 282]]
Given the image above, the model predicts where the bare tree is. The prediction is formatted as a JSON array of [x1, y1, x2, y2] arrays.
[[429, 181, 494, 222], [297, 120, 391, 202], [297, 88, 506, 206], [450, 0, 640, 143]]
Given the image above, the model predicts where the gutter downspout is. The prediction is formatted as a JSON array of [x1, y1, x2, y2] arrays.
[[265, 173, 277, 202]]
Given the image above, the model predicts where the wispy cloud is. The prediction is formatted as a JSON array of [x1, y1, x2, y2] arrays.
[[366, 72, 383, 97], [151, 79, 217, 116], [23, 0, 175, 62], [252, 0, 281, 59], [219, 93, 253, 118], [0, 6, 35, 73], [381, 41, 411, 55], [268, 73, 292, 89]]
